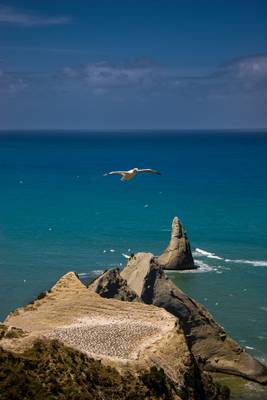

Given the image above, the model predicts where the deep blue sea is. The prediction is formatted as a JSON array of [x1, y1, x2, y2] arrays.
[[1, 131, 267, 375]]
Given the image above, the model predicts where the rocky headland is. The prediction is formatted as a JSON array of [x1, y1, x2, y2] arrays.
[[1, 216, 267, 399], [0, 271, 227, 400]]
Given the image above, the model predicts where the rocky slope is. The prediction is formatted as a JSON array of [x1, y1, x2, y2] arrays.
[[1, 272, 228, 400], [157, 217, 195, 270], [120, 253, 267, 384], [0, 331, 182, 400]]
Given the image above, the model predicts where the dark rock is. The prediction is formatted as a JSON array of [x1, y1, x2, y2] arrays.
[[157, 217, 195, 270], [121, 252, 267, 384], [88, 268, 140, 301]]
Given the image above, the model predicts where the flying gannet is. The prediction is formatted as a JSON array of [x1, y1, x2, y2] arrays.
[[104, 167, 161, 181]]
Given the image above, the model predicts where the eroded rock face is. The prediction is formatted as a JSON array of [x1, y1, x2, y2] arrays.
[[3, 271, 221, 399], [157, 217, 195, 270], [121, 253, 267, 384], [88, 268, 140, 302]]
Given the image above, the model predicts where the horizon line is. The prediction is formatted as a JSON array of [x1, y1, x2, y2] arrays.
[[1, 128, 267, 132]]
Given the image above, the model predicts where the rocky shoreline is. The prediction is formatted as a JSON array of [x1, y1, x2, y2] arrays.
[[1, 217, 267, 399]]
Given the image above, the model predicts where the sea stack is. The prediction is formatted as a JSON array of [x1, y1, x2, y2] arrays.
[[157, 216, 195, 270]]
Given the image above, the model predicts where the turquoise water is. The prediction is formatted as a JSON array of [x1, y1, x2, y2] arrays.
[[0, 131, 267, 369]]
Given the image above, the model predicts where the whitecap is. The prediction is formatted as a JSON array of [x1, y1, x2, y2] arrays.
[[78, 270, 103, 277], [122, 253, 130, 259], [194, 248, 223, 260], [166, 260, 213, 274], [257, 336, 267, 340], [144, 204, 149, 208], [225, 259, 267, 267], [110, 249, 115, 253], [194, 260, 214, 272]]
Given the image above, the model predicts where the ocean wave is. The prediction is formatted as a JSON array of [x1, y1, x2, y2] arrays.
[[194, 247, 267, 267], [194, 260, 214, 272], [194, 248, 223, 260], [78, 270, 103, 277], [122, 253, 130, 259], [166, 260, 214, 274], [225, 259, 267, 267]]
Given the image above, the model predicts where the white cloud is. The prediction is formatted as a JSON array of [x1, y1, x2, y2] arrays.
[[0, 5, 70, 26], [61, 60, 169, 92], [217, 54, 267, 80]]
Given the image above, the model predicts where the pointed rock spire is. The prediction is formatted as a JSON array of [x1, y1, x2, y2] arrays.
[[157, 216, 195, 270]]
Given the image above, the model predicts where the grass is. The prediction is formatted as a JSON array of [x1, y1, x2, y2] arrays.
[[0, 338, 182, 400]]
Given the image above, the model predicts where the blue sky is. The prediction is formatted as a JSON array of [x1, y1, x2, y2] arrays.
[[1, 0, 267, 129]]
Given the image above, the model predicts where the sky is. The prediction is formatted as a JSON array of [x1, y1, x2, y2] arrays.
[[0, 0, 267, 130]]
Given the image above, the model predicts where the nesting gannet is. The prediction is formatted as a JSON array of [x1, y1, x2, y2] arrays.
[[103, 167, 161, 181]]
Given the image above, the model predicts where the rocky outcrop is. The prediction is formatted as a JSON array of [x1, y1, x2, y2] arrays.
[[121, 253, 267, 384], [2, 272, 227, 399], [157, 217, 195, 270], [88, 268, 140, 301]]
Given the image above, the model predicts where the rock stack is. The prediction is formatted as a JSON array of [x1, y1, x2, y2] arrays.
[[157, 216, 195, 270]]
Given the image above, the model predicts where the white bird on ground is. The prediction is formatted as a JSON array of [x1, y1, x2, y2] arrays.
[[103, 167, 161, 181]]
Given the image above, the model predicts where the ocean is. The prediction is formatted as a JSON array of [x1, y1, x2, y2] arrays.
[[0, 130, 267, 393]]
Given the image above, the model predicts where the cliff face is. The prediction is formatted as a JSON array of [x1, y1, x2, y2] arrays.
[[157, 217, 195, 270], [2, 272, 226, 400], [0, 332, 182, 400], [121, 253, 267, 384]]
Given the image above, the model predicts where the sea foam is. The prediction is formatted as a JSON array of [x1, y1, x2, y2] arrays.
[[225, 259, 267, 267], [194, 248, 223, 260], [166, 260, 213, 274], [194, 248, 267, 267]]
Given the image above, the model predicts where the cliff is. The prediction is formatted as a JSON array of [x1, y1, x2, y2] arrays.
[[120, 253, 267, 384], [0, 331, 177, 400], [1, 272, 227, 400]]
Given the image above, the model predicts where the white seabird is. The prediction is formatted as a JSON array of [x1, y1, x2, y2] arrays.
[[103, 167, 161, 182]]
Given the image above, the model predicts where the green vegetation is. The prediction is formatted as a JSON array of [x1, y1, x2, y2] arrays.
[[0, 338, 181, 400]]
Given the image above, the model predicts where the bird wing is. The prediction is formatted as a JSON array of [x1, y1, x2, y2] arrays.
[[103, 170, 127, 176], [137, 168, 161, 175]]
